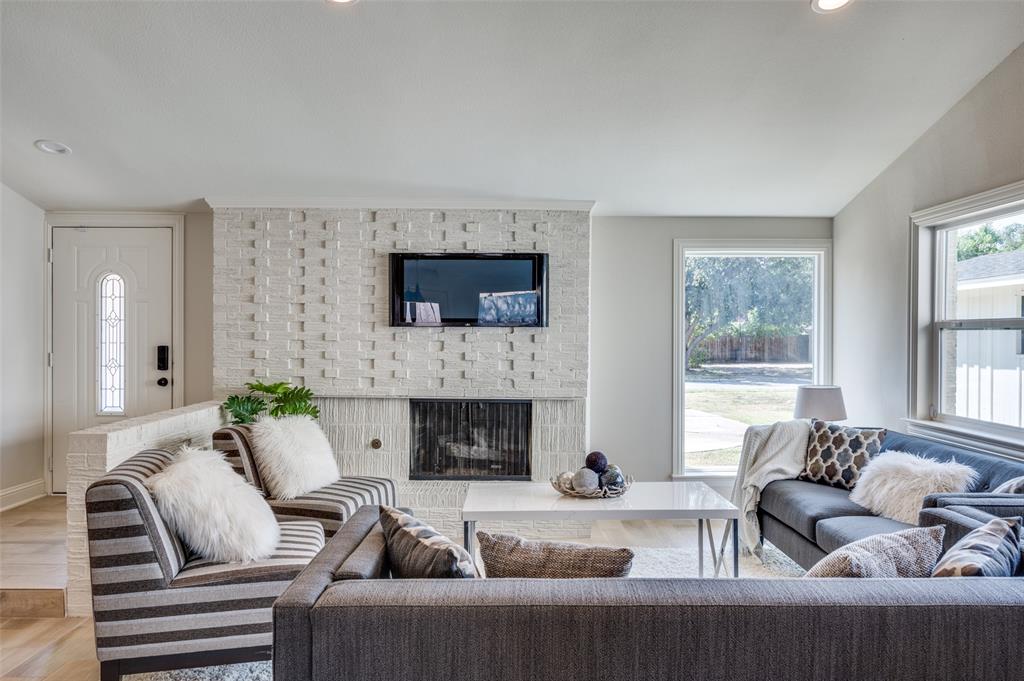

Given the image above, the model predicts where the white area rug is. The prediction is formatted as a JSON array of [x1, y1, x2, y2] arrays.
[[629, 541, 805, 579], [127, 542, 803, 680]]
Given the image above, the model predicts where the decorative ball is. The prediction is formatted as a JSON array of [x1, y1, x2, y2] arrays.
[[600, 468, 625, 489], [572, 467, 600, 491], [585, 451, 608, 474], [606, 464, 622, 476], [557, 471, 575, 489]]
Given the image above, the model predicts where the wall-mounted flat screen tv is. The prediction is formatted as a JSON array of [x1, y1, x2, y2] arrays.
[[389, 253, 548, 327]]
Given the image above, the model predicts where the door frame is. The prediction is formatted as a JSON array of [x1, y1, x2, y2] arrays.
[[671, 237, 833, 479], [43, 212, 186, 494]]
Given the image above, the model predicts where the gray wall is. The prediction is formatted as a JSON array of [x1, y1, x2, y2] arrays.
[[0, 184, 46, 503], [590, 216, 832, 481], [833, 43, 1024, 432]]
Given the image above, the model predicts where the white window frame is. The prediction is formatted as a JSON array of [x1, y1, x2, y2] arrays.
[[907, 178, 1024, 458], [672, 238, 833, 478]]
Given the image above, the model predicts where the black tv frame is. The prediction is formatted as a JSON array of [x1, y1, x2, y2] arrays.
[[389, 252, 549, 328]]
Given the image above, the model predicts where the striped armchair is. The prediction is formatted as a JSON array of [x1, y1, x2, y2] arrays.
[[87, 450, 328, 681], [213, 424, 397, 536]]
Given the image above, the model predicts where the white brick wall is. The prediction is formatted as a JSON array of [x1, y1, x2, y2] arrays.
[[314, 396, 592, 540], [212, 207, 590, 398], [65, 401, 225, 616]]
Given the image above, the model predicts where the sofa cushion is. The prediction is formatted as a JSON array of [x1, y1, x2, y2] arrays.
[[171, 520, 325, 588], [760, 479, 874, 542], [815, 515, 914, 554], [268, 477, 398, 537], [881, 432, 1024, 493]]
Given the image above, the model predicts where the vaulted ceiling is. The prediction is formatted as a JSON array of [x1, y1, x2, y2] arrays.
[[3, 1, 1023, 215]]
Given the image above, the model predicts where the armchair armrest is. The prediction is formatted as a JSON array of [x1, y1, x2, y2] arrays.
[[922, 493, 1024, 517], [918, 506, 988, 551], [274, 505, 383, 681]]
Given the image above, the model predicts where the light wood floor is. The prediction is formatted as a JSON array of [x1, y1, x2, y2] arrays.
[[0, 517, 716, 681], [0, 496, 67, 591]]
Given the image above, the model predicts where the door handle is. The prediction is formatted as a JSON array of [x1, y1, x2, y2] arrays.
[[157, 377, 169, 387], [157, 345, 169, 371]]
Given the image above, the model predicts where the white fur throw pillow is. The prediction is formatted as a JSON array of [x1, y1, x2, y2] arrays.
[[249, 416, 340, 500], [145, 447, 280, 563], [850, 451, 977, 525]]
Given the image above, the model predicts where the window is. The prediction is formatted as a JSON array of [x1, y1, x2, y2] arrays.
[[935, 210, 1024, 429], [909, 180, 1024, 453], [97, 272, 126, 415], [673, 240, 831, 475]]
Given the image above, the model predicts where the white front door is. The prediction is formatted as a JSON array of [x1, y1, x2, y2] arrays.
[[51, 227, 175, 492]]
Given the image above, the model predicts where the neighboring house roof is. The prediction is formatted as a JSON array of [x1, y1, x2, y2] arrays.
[[957, 250, 1024, 281]]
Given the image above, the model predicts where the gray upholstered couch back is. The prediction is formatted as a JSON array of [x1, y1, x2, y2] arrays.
[[882, 432, 1024, 492], [274, 506, 1024, 681]]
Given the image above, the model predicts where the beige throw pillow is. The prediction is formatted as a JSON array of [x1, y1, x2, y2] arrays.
[[476, 531, 634, 578], [804, 526, 945, 578]]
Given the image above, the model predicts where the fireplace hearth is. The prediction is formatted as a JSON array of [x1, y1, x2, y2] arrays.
[[410, 399, 531, 480]]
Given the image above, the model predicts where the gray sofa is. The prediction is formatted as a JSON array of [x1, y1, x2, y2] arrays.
[[759, 431, 1024, 569], [274, 505, 1024, 681]]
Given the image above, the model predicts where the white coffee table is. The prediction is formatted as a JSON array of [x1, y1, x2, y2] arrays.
[[461, 481, 742, 577]]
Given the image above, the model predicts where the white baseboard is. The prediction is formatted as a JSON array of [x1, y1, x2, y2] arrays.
[[0, 479, 46, 512]]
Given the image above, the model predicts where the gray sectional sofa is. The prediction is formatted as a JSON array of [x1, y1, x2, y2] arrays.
[[274, 505, 1024, 681], [758, 431, 1024, 568]]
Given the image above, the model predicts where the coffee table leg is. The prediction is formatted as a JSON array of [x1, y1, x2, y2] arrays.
[[463, 520, 476, 557], [732, 518, 739, 578], [698, 518, 704, 578]]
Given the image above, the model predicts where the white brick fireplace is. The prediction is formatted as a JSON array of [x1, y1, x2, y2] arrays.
[[210, 201, 593, 539]]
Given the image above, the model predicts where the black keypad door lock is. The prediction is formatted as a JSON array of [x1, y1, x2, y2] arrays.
[[157, 377, 169, 387], [157, 345, 170, 371]]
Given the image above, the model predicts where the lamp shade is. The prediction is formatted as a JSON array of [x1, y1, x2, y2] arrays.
[[794, 385, 847, 421]]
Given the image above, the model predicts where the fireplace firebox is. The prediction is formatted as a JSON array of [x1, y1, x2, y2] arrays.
[[410, 399, 531, 480]]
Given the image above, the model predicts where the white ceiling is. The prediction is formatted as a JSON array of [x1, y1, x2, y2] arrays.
[[2, 1, 1023, 216]]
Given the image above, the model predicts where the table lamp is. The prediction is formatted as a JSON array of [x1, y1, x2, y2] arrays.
[[794, 385, 847, 421]]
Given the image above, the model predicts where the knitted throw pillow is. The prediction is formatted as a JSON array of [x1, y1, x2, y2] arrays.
[[476, 531, 634, 578], [804, 526, 945, 578]]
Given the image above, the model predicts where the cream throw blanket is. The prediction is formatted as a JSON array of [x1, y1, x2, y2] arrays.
[[729, 419, 811, 560]]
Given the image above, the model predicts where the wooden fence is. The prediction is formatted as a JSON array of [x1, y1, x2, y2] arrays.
[[698, 335, 809, 363]]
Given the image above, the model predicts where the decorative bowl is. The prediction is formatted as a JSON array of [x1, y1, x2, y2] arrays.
[[550, 474, 634, 498]]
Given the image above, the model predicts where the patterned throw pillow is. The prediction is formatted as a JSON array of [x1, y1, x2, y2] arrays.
[[993, 475, 1024, 494], [799, 420, 886, 490], [804, 526, 945, 578], [476, 531, 634, 578], [378, 506, 477, 578], [931, 517, 1022, 577]]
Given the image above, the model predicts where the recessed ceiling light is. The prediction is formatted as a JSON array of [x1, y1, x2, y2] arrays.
[[326, 0, 359, 4], [811, 0, 854, 13], [34, 139, 72, 155]]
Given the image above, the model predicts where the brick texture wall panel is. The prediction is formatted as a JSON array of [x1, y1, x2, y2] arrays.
[[213, 207, 590, 399]]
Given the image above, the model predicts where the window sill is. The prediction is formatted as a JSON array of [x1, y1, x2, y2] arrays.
[[902, 418, 1024, 460], [673, 471, 737, 481]]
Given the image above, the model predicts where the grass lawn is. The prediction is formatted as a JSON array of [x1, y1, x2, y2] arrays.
[[684, 383, 797, 468], [685, 385, 797, 426], [688, 446, 742, 467]]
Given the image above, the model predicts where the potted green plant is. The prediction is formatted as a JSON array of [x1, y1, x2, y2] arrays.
[[222, 380, 320, 424]]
